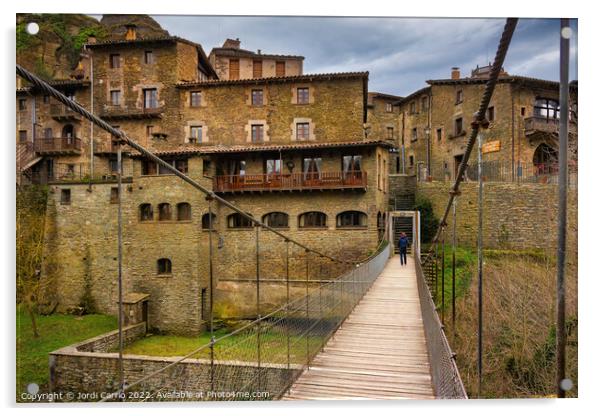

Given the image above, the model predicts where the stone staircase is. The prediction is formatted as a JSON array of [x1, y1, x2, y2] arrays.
[[392, 193, 415, 254]]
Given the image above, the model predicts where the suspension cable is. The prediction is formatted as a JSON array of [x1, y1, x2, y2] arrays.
[[15, 64, 353, 266], [423, 18, 518, 262]]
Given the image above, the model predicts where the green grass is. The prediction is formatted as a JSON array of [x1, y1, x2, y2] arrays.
[[16, 305, 117, 395], [432, 245, 477, 312], [122, 326, 324, 365]]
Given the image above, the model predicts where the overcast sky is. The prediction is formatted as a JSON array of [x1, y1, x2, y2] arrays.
[[148, 16, 577, 97]]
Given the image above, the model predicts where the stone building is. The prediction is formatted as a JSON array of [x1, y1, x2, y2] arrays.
[[209, 38, 304, 80], [17, 25, 390, 334], [365, 92, 403, 174], [395, 65, 578, 182]]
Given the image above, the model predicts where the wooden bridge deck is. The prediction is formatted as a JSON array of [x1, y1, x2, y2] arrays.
[[283, 254, 434, 400]]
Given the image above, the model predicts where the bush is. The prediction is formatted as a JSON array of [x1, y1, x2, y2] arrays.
[[414, 197, 439, 243]]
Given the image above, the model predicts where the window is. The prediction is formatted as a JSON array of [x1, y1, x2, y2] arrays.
[[421, 96, 429, 111], [18, 98, 27, 111], [487, 106, 495, 122], [227, 213, 254, 229], [534, 98, 560, 120], [190, 91, 202, 107], [146, 125, 154, 139], [385, 103, 393, 113], [141, 158, 188, 175], [296, 122, 310, 140], [265, 159, 282, 175], [409, 155, 414, 167], [202, 213, 217, 230], [110, 54, 120, 69], [336, 211, 367, 228], [521, 106, 526, 117], [303, 157, 322, 180], [190, 126, 203, 143], [43, 95, 50, 104], [411, 128, 418, 141], [158, 203, 172, 221], [177, 203, 191, 221], [263, 212, 289, 228], [18, 130, 27, 143], [226, 160, 246, 176], [109, 158, 121, 173], [139, 204, 153, 221], [143, 88, 158, 109], [142, 159, 158, 175], [299, 211, 327, 228], [203, 160, 211, 176], [251, 124, 264, 143], [60, 189, 71, 205], [387, 127, 394, 140], [157, 258, 172, 275], [110, 187, 119, 204], [144, 50, 154, 64], [276, 61, 285, 77], [455, 89, 463, 104], [43, 128, 53, 139], [253, 60, 262, 78], [229, 59, 240, 80], [251, 89, 263, 106], [110, 90, 121, 105], [409, 101, 416, 114], [175, 159, 189, 174], [436, 128, 442, 141], [342, 155, 362, 175], [297, 87, 310, 104], [454, 117, 463, 136]]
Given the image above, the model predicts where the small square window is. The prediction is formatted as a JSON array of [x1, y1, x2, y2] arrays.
[[409, 155, 414, 167], [487, 106, 495, 122], [144, 50, 154, 64], [385, 103, 392, 113], [110, 90, 121, 105], [190, 91, 202, 107], [190, 126, 203, 143], [110, 187, 119, 204], [251, 124, 264, 142], [276, 61, 285, 77], [146, 125, 154, 138], [521, 107, 526, 117], [251, 89, 263, 106], [421, 96, 429, 111], [253, 60, 262, 78], [296, 122, 310, 140], [297, 87, 309, 104], [60, 189, 71, 205], [409, 101, 416, 114], [19, 130, 27, 143], [455, 117, 463, 136], [455, 90, 463, 104], [110, 54, 120, 69], [18, 99, 27, 111], [143, 88, 158, 109], [203, 160, 211, 175]]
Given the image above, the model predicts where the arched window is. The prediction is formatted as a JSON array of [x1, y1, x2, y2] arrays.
[[263, 212, 289, 228], [202, 213, 217, 230], [158, 203, 172, 221], [336, 211, 367, 228], [177, 202, 191, 221], [157, 258, 172, 275], [227, 212, 254, 228], [533, 143, 559, 174], [299, 211, 327, 228], [139, 203, 153, 221]]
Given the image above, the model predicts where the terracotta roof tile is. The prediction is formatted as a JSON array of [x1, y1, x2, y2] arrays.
[[176, 71, 369, 88], [210, 47, 304, 60]]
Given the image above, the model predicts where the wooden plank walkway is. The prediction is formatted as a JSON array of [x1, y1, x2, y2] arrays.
[[283, 254, 434, 400]]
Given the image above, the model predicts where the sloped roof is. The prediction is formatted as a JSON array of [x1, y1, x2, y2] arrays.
[[176, 71, 369, 88], [210, 47, 304, 61]]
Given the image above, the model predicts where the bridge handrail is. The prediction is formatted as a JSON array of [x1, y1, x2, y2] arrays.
[[414, 245, 468, 399]]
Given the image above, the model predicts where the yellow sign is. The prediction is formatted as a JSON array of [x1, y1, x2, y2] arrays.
[[482, 140, 501, 154]]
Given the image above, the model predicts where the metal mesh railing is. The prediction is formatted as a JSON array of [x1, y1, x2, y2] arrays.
[[101, 241, 389, 402], [415, 247, 467, 399]]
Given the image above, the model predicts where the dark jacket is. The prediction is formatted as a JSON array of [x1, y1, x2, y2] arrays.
[[398, 236, 409, 249]]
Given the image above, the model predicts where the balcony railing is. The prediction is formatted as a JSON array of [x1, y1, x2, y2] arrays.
[[34, 137, 82, 154], [214, 171, 367, 193], [524, 116, 577, 135], [50, 104, 82, 121], [100, 105, 163, 120]]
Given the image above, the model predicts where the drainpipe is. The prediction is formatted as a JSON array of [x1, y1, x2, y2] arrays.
[[401, 111, 406, 174], [87, 45, 94, 188]]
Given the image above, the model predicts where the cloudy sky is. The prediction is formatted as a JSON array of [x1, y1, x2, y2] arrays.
[[149, 16, 577, 97]]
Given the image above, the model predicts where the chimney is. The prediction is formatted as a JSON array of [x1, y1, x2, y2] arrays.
[[87, 34, 97, 44], [257, 49, 261, 55], [125, 24, 137, 41], [222, 38, 241, 49], [451, 67, 460, 80]]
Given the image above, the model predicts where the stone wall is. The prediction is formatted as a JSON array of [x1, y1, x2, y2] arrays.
[[73, 323, 146, 353], [49, 346, 300, 401], [416, 181, 578, 251]]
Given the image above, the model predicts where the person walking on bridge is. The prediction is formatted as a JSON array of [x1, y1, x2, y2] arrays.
[[398, 232, 409, 266]]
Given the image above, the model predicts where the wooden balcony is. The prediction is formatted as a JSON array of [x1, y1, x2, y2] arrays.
[[34, 137, 82, 155], [100, 105, 163, 120], [50, 104, 82, 121], [214, 171, 368, 193]]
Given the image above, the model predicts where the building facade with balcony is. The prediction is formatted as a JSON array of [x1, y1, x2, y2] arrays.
[[17, 24, 391, 334], [395, 65, 578, 182]]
